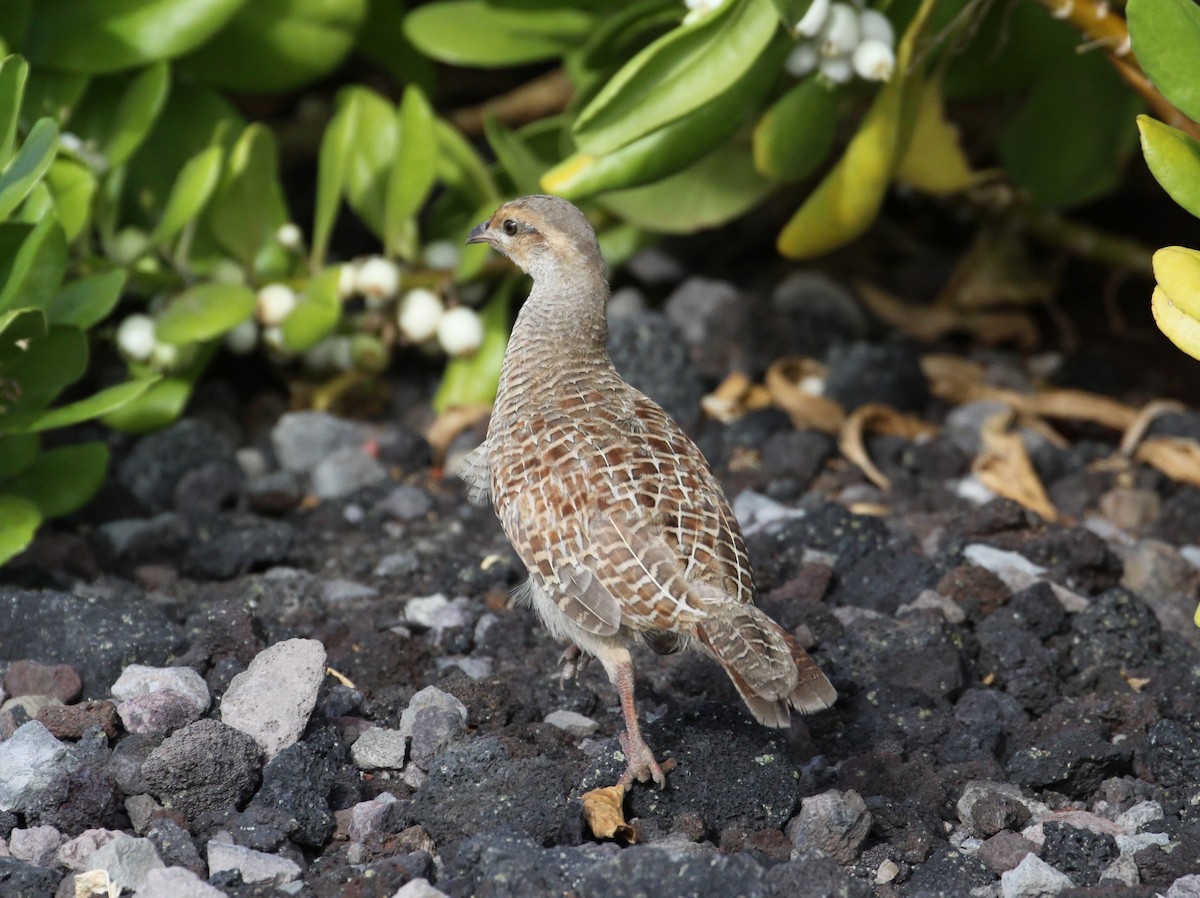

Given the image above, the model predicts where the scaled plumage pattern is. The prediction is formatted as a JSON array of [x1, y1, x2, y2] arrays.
[[462, 195, 836, 787]]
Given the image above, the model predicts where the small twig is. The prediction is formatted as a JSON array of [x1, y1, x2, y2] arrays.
[[1029, 0, 1200, 141], [448, 69, 574, 137]]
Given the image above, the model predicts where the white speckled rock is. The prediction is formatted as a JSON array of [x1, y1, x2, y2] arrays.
[[220, 638, 326, 760], [207, 840, 301, 885], [1000, 853, 1073, 898], [87, 835, 165, 893], [350, 728, 408, 770], [0, 721, 68, 812], [134, 866, 226, 898], [543, 710, 599, 738], [111, 665, 210, 714], [395, 879, 452, 898]]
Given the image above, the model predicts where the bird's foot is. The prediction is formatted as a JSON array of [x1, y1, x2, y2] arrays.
[[559, 644, 591, 686], [617, 730, 674, 790]]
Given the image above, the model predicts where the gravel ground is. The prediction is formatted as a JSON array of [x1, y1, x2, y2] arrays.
[[2, 273, 1200, 898]]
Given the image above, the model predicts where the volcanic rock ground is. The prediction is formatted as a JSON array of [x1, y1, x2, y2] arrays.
[[1, 271, 1200, 898]]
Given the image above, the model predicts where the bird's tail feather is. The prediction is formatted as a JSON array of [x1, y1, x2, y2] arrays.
[[697, 604, 837, 728]]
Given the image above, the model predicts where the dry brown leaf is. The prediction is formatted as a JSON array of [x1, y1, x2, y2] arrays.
[[937, 224, 1055, 310], [701, 371, 772, 423], [858, 283, 1039, 348], [921, 354, 994, 405], [1023, 390, 1139, 431], [1119, 399, 1188, 456], [1122, 671, 1151, 693], [765, 358, 844, 434], [1135, 437, 1200, 487], [582, 784, 635, 842], [839, 404, 937, 491], [326, 667, 357, 689], [973, 410, 1059, 522], [426, 404, 492, 462]]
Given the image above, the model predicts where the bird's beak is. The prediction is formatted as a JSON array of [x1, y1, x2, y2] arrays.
[[466, 222, 490, 246]]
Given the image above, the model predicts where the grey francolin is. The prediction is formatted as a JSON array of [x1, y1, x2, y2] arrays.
[[461, 195, 836, 787]]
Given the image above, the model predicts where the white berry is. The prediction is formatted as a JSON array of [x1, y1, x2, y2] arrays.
[[224, 319, 258, 356], [149, 340, 181, 371], [423, 240, 460, 270], [785, 41, 820, 77], [116, 315, 157, 361], [819, 3, 859, 57], [795, 0, 830, 37], [397, 288, 445, 343], [276, 222, 304, 251], [437, 306, 484, 357], [818, 53, 854, 84], [857, 9, 894, 47], [337, 262, 358, 299], [256, 283, 298, 326], [852, 39, 895, 81], [354, 256, 401, 301]]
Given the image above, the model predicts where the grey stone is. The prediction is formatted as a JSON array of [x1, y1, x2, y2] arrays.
[[945, 401, 1013, 456], [220, 638, 326, 760], [246, 470, 304, 514], [206, 840, 301, 885], [399, 686, 469, 740], [1168, 875, 1200, 898], [977, 831, 1038, 874], [1000, 853, 1073, 898], [1115, 800, 1164, 832], [664, 276, 745, 378], [378, 485, 435, 521], [7, 825, 62, 866], [405, 595, 469, 633], [111, 665, 209, 713], [785, 789, 872, 864], [311, 446, 388, 499], [410, 707, 468, 769], [133, 866, 225, 898], [321, 579, 379, 605], [0, 721, 69, 812], [271, 411, 362, 474], [543, 710, 599, 739], [374, 552, 419, 578], [118, 690, 204, 736], [56, 828, 123, 871], [125, 794, 162, 835], [347, 794, 398, 843], [394, 879, 451, 898], [350, 728, 408, 770], [88, 835, 165, 893], [958, 781, 1045, 837], [142, 719, 263, 820], [1099, 852, 1140, 887]]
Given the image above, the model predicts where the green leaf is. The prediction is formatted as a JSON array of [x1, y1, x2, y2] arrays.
[[335, 86, 397, 242], [546, 35, 787, 199], [385, 85, 437, 258], [943, 1, 1078, 99], [580, 0, 681, 72], [155, 282, 256, 345], [206, 123, 290, 269], [45, 268, 126, 328], [3, 323, 87, 413], [21, 0, 248, 74], [0, 494, 39, 565], [435, 118, 499, 208], [45, 157, 96, 240], [281, 266, 341, 351], [20, 70, 88, 128], [487, 118, 547, 197], [433, 282, 512, 412], [103, 61, 171, 166], [179, 0, 368, 94], [151, 144, 223, 246], [770, 0, 813, 26], [356, 0, 436, 91], [753, 75, 841, 181], [1, 376, 159, 433], [0, 55, 30, 168], [0, 308, 47, 365], [1138, 115, 1200, 218], [312, 92, 358, 267], [0, 116, 57, 221], [1128, 0, 1200, 124], [0, 432, 38, 480], [99, 377, 190, 433], [0, 216, 67, 315], [572, 0, 779, 154], [404, 1, 593, 67], [999, 50, 1140, 209], [599, 137, 775, 234], [1, 440, 108, 518]]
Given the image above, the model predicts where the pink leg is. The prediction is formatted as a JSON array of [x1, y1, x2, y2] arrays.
[[612, 657, 669, 789]]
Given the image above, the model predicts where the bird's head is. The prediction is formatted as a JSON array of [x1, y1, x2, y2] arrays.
[[466, 195, 604, 284]]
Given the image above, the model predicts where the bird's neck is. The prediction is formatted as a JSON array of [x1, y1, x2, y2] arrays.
[[507, 268, 611, 369]]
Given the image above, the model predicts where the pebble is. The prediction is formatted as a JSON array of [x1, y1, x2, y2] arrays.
[[977, 831, 1039, 874], [38, 700, 120, 740], [410, 707, 468, 769], [405, 594, 468, 632], [0, 721, 69, 812], [374, 552, 420, 578], [220, 638, 327, 760], [897, 589, 966, 624], [271, 411, 362, 474], [435, 657, 493, 680], [544, 710, 599, 739], [207, 840, 302, 885], [57, 829, 123, 871], [378, 485, 435, 521], [999, 852, 1073, 898], [350, 728, 408, 770], [118, 690, 205, 736], [347, 793, 398, 842], [142, 719, 263, 820], [1168, 875, 1200, 898], [1115, 800, 1164, 832], [311, 446, 388, 499], [731, 490, 807, 537], [395, 879, 452, 898], [3, 660, 82, 703], [133, 866, 226, 898], [663, 276, 745, 378], [962, 544, 1089, 612], [399, 687, 469, 740], [823, 342, 930, 413], [784, 789, 872, 864], [246, 471, 304, 514], [321, 579, 379, 605], [8, 825, 62, 866], [88, 834, 165, 893]]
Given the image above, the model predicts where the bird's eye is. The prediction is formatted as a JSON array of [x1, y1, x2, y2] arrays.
[[502, 219, 518, 236]]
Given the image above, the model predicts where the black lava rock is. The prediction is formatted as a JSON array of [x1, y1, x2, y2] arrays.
[[575, 845, 770, 898], [1041, 821, 1117, 886], [900, 845, 996, 897], [1006, 728, 1131, 798], [142, 718, 264, 820], [1018, 527, 1123, 595], [247, 727, 350, 848], [406, 736, 577, 846], [183, 514, 294, 579], [439, 831, 617, 898], [823, 342, 931, 413], [25, 728, 121, 835], [1155, 487, 1200, 547], [609, 310, 706, 433], [0, 857, 60, 898], [117, 418, 239, 514], [0, 587, 184, 699], [759, 430, 836, 489], [578, 704, 802, 838], [828, 612, 964, 702], [976, 625, 1059, 714], [1143, 719, 1200, 792], [983, 581, 1067, 640], [1068, 588, 1163, 673]]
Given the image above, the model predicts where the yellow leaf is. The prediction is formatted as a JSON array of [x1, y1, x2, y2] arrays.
[[1152, 245, 1200, 319], [582, 784, 636, 842], [1152, 284, 1200, 361], [895, 76, 973, 195]]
